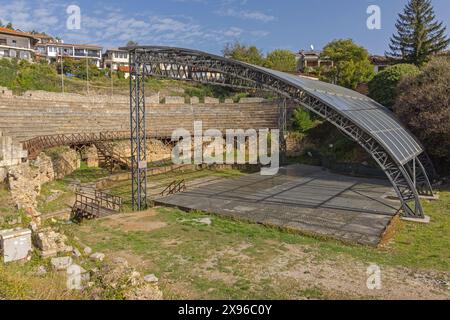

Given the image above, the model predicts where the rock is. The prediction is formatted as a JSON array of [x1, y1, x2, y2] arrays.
[[33, 227, 71, 257], [83, 246, 92, 255], [124, 284, 164, 300], [194, 217, 212, 226], [130, 271, 141, 286], [72, 248, 82, 257], [7, 153, 54, 210], [51, 148, 81, 179], [89, 257, 163, 300], [51, 256, 73, 271], [36, 265, 47, 275], [90, 252, 105, 262], [144, 274, 159, 283]]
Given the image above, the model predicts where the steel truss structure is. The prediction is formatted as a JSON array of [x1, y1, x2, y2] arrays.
[[123, 46, 435, 218], [129, 50, 148, 211]]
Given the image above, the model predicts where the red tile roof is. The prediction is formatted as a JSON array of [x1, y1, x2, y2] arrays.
[[0, 27, 38, 41]]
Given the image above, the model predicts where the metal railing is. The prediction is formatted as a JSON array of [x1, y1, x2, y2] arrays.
[[160, 179, 186, 197]]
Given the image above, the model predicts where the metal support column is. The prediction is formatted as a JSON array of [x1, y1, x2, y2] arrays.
[[278, 98, 287, 165], [129, 51, 148, 211]]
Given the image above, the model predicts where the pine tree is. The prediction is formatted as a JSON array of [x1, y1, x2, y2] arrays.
[[387, 0, 449, 66]]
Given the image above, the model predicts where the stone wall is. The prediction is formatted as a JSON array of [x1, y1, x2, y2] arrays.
[[0, 132, 28, 182], [0, 91, 283, 143]]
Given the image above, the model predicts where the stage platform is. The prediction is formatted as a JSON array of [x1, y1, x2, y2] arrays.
[[155, 164, 400, 246]]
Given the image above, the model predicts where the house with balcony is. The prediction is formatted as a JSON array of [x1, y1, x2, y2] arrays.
[[103, 48, 129, 71], [35, 42, 103, 67], [296, 50, 333, 73], [0, 27, 38, 61]]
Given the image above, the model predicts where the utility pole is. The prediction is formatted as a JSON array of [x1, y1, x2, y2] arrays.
[[111, 68, 114, 97], [60, 54, 64, 94], [86, 56, 89, 95]]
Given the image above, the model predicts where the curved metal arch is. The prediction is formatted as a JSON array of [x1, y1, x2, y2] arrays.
[[122, 46, 434, 218]]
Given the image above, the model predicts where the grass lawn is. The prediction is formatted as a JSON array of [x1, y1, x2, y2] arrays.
[[1, 164, 449, 300], [58, 187, 450, 299]]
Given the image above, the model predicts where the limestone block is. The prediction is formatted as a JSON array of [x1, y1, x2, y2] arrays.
[[0, 86, 12, 97], [204, 97, 220, 104], [0, 228, 32, 263], [224, 98, 234, 104], [147, 93, 160, 104], [165, 96, 185, 104], [33, 227, 71, 258], [190, 96, 200, 104], [51, 256, 73, 271], [0, 132, 28, 167], [239, 97, 266, 103]]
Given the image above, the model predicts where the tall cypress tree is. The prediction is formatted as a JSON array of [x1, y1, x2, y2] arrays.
[[387, 0, 449, 66]]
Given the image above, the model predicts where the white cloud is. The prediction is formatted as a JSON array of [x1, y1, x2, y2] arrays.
[[215, 8, 275, 22], [0, 0, 270, 51]]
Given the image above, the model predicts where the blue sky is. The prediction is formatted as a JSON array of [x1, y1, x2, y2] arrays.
[[0, 0, 449, 54]]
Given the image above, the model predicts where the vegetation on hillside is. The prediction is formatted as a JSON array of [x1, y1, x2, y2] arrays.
[[394, 57, 450, 174]]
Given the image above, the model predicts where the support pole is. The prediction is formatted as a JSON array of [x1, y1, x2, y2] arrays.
[[129, 51, 148, 211], [278, 97, 287, 165]]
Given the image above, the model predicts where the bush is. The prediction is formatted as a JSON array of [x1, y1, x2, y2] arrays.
[[393, 58, 450, 174], [15, 60, 59, 92], [368, 64, 420, 108], [293, 108, 316, 133], [0, 58, 18, 88]]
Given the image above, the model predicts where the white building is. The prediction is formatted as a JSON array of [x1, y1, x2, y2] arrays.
[[36, 42, 103, 67], [0, 27, 38, 61], [103, 49, 129, 71]]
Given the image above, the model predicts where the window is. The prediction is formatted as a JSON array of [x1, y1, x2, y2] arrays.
[[0, 38, 6, 45], [20, 51, 30, 59]]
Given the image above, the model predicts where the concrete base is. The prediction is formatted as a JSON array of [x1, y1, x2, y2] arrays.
[[401, 215, 431, 224], [156, 164, 400, 246]]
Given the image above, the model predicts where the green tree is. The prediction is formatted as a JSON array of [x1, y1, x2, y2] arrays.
[[387, 0, 449, 66], [265, 49, 297, 72], [368, 64, 420, 108], [0, 20, 4, 28], [393, 58, 450, 173], [5, 22, 13, 30], [293, 108, 316, 133], [223, 42, 265, 66], [321, 39, 374, 89], [126, 40, 139, 47]]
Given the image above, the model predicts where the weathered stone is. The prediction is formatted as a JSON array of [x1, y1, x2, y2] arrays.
[[51, 148, 81, 179], [90, 257, 163, 300], [83, 246, 92, 255], [33, 227, 71, 257], [224, 98, 234, 104], [190, 96, 200, 104], [0, 132, 28, 167], [194, 217, 212, 226], [165, 96, 185, 104], [204, 97, 220, 104], [144, 274, 159, 283], [51, 256, 73, 271], [239, 97, 266, 103], [36, 265, 47, 275], [90, 252, 105, 262], [72, 248, 82, 258], [83, 145, 99, 168], [7, 153, 54, 211], [0, 228, 32, 263]]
